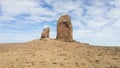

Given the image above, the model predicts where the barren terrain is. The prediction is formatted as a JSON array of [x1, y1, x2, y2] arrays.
[[0, 39, 120, 68]]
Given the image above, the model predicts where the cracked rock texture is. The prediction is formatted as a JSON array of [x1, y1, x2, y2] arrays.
[[56, 15, 73, 42]]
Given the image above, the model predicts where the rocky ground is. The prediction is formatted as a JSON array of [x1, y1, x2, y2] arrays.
[[0, 39, 120, 68]]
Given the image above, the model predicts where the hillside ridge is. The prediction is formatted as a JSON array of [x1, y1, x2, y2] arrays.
[[0, 39, 120, 68]]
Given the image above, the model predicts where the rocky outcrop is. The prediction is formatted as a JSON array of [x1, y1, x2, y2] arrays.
[[41, 27, 50, 39], [56, 15, 73, 42]]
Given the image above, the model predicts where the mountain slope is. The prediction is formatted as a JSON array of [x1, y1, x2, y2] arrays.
[[0, 39, 120, 68]]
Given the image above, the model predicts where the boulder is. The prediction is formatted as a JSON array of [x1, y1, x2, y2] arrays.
[[41, 27, 50, 39], [56, 15, 73, 42]]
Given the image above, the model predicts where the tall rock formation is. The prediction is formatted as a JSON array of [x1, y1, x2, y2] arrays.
[[41, 27, 50, 39], [56, 15, 73, 42]]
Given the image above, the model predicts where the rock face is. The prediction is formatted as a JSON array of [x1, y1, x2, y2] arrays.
[[56, 15, 73, 42], [41, 27, 50, 39]]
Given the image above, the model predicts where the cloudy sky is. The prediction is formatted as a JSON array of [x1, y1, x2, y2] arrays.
[[0, 0, 120, 46]]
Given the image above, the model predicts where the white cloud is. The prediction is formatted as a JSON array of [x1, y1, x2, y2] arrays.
[[74, 25, 120, 46], [106, 7, 120, 19], [29, 7, 57, 17], [84, 16, 110, 28], [0, 15, 15, 22], [85, 6, 107, 16], [0, 0, 57, 23], [0, 0, 120, 46], [1, 0, 38, 16], [50, 0, 81, 13], [112, 19, 120, 29], [73, 29, 94, 39], [109, 0, 120, 7], [0, 28, 41, 43]]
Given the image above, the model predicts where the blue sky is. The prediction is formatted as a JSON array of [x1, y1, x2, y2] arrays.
[[0, 0, 120, 46]]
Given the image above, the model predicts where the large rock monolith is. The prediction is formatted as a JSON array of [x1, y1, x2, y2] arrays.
[[56, 15, 73, 42], [41, 27, 50, 39]]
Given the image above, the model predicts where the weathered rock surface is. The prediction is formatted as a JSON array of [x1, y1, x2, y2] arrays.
[[56, 15, 73, 42], [41, 27, 50, 39]]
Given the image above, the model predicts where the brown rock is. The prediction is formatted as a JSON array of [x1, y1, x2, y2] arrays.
[[56, 15, 73, 42], [41, 27, 50, 39]]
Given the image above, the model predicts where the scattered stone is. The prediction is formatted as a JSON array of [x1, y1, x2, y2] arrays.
[[95, 60, 99, 63], [52, 62, 57, 64], [56, 15, 73, 42]]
